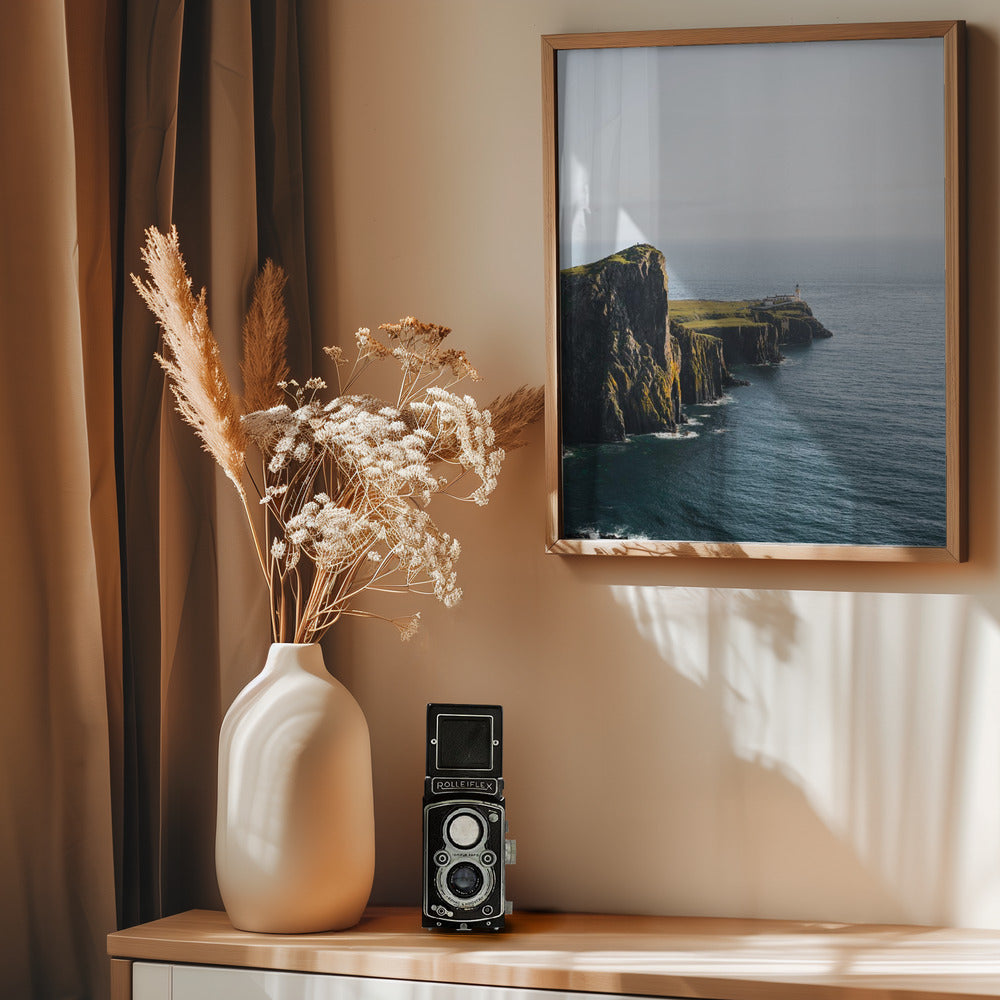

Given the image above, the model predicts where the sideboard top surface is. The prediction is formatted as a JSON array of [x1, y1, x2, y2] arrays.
[[107, 906, 1000, 1000]]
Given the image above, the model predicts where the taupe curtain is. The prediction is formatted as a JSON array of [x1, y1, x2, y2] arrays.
[[0, 1, 312, 996], [0, 4, 122, 997]]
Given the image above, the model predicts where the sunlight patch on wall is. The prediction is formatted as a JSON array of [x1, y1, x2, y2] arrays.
[[612, 585, 710, 686], [609, 585, 1000, 927]]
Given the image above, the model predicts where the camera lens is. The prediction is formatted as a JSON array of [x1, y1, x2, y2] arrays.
[[446, 862, 484, 899]]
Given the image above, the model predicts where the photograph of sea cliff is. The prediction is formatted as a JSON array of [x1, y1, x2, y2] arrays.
[[556, 37, 947, 547]]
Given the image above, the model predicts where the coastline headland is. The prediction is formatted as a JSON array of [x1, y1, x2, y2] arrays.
[[560, 243, 833, 445]]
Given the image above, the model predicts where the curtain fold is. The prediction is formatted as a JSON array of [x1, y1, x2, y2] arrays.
[[251, 0, 313, 376], [120, 0, 313, 927], [0, 3, 121, 997], [1, 0, 313, 994]]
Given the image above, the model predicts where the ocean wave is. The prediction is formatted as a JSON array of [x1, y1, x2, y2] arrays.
[[695, 394, 734, 408], [651, 429, 700, 440], [570, 525, 635, 541]]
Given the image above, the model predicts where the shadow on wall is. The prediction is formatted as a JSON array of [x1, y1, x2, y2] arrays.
[[301, 2, 1000, 931], [601, 585, 1000, 927], [351, 578, 1000, 928], [331, 434, 1000, 930]]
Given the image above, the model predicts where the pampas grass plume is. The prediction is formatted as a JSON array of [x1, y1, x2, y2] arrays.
[[241, 260, 290, 414], [131, 225, 247, 499]]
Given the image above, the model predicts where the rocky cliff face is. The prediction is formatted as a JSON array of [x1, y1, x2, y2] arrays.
[[671, 324, 736, 403], [668, 299, 833, 367], [560, 244, 681, 444], [559, 245, 834, 445], [765, 302, 835, 347]]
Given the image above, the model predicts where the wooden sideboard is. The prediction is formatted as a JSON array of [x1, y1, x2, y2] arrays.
[[107, 906, 1000, 1000]]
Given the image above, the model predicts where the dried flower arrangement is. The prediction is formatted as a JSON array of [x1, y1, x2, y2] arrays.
[[133, 226, 543, 644]]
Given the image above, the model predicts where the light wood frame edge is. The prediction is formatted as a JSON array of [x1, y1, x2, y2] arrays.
[[943, 21, 968, 562], [542, 34, 562, 554], [542, 21, 967, 563], [110, 957, 132, 1000]]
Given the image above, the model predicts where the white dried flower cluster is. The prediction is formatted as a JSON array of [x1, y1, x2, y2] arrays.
[[411, 388, 504, 505], [354, 326, 390, 361], [396, 614, 421, 642], [270, 536, 296, 570], [257, 402, 322, 473], [242, 404, 293, 451], [386, 504, 462, 607], [239, 352, 505, 643], [283, 493, 379, 576], [133, 225, 528, 645], [315, 396, 441, 503]]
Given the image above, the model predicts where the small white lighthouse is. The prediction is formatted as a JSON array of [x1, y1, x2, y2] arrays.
[[794, 283, 801, 301]]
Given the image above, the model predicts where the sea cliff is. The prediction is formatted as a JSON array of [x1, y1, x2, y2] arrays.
[[560, 244, 682, 445], [669, 298, 833, 366], [560, 244, 833, 445]]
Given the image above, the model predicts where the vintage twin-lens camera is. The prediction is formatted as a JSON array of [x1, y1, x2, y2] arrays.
[[422, 703, 515, 930]]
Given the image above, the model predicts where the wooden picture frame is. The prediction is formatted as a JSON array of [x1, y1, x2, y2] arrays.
[[542, 22, 966, 561]]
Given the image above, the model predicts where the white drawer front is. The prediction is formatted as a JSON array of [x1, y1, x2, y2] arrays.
[[133, 961, 677, 1000], [132, 963, 170, 1000]]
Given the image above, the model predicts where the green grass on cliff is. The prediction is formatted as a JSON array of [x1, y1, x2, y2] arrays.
[[670, 300, 752, 323], [561, 244, 661, 276], [671, 298, 811, 325], [765, 301, 813, 318], [682, 318, 768, 334]]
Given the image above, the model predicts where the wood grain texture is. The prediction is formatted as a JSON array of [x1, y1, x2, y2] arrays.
[[109, 958, 132, 1000], [545, 539, 961, 562], [541, 21, 967, 563], [943, 21, 968, 562], [541, 22, 963, 51], [108, 908, 1000, 1000], [541, 35, 562, 552]]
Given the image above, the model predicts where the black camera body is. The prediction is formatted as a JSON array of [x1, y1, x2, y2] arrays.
[[422, 703, 514, 931]]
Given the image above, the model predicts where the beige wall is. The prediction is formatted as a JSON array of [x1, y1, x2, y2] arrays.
[[300, 0, 1000, 927]]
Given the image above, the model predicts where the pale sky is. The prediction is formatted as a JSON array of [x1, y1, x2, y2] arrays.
[[558, 38, 945, 267]]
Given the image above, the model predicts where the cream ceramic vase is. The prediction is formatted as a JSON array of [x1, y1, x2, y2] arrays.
[[216, 642, 375, 933]]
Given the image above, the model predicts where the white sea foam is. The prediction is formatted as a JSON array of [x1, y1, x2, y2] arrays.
[[696, 393, 734, 408], [652, 429, 700, 440], [575, 526, 636, 541]]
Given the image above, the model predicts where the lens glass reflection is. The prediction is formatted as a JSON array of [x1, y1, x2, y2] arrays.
[[446, 862, 483, 898]]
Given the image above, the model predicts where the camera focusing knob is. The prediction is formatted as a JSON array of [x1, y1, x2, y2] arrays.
[[504, 838, 517, 865]]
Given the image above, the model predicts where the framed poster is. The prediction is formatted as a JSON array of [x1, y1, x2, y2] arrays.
[[542, 22, 966, 560]]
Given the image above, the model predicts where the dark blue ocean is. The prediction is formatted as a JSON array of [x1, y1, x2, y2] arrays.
[[561, 238, 947, 546]]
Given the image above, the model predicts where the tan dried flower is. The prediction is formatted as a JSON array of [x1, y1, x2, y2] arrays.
[[378, 316, 451, 346], [395, 613, 421, 641], [134, 225, 542, 644], [240, 260, 290, 414], [323, 345, 348, 367], [484, 385, 545, 451], [131, 226, 247, 499]]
